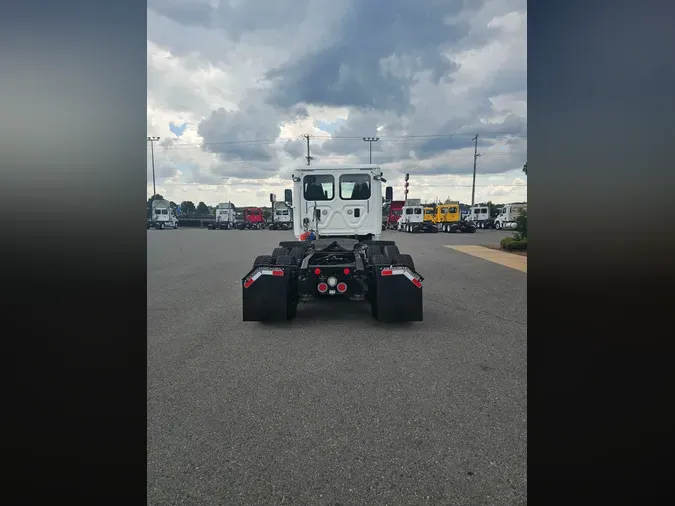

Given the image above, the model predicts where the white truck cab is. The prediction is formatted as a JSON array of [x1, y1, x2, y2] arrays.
[[269, 202, 293, 230], [291, 165, 384, 241], [398, 205, 424, 232], [467, 205, 491, 228], [494, 203, 527, 230], [149, 199, 178, 229]]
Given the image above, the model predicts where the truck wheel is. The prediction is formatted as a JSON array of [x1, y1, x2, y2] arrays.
[[275, 255, 294, 266], [495, 222, 501, 230], [383, 245, 400, 261], [253, 255, 275, 267], [289, 246, 305, 265], [159, 223, 165, 230], [370, 254, 389, 266], [271, 247, 287, 258], [393, 253, 416, 271]]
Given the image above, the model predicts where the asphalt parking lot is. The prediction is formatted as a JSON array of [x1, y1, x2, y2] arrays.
[[147, 227, 527, 505]]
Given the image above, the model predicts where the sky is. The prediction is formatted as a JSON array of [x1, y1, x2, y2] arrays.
[[147, 0, 527, 207]]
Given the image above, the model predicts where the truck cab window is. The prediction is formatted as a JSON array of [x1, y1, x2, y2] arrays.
[[440, 208, 448, 214], [304, 175, 334, 201], [406, 208, 413, 215], [339, 174, 371, 200], [414, 208, 422, 215]]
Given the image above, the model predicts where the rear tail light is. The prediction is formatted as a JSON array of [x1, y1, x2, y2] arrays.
[[314, 268, 321, 275], [343, 268, 350, 275], [337, 282, 347, 293], [317, 283, 328, 293], [381, 269, 393, 276]]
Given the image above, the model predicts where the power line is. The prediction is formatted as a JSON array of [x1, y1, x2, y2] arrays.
[[153, 132, 527, 149]]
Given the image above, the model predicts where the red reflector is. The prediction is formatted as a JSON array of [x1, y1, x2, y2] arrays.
[[317, 283, 328, 293], [343, 268, 350, 275], [314, 268, 321, 275], [337, 282, 347, 293], [272, 270, 284, 276], [243, 278, 254, 289], [411, 278, 422, 288], [381, 269, 393, 276]]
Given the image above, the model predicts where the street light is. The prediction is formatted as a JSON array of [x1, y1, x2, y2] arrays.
[[147, 136, 160, 198], [363, 137, 379, 164]]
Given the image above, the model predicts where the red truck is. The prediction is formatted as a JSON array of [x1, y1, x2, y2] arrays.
[[237, 207, 265, 230], [384, 200, 406, 230]]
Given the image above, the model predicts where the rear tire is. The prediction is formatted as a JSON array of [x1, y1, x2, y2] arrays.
[[275, 255, 294, 266], [271, 247, 287, 258], [253, 255, 274, 267], [370, 254, 389, 266], [394, 253, 416, 271], [383, 245, 400, 260]]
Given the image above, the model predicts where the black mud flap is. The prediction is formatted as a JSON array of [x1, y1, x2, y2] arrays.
[[372, 266, 423, 322], [242, 266, 295, 321]]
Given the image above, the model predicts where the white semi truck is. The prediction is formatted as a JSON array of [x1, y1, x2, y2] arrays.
[[494, 203, 527, 230], [242, 165, 424, 322], [148, 199, 178, 230], [209, 202, 236, 230], [268, 201, 293, 230]]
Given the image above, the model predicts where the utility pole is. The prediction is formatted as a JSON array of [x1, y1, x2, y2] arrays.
[[471, 134, 481, 206], [303, 134, 313, 166], [147, 136, 160, 198], [363, 137, 379, 164]]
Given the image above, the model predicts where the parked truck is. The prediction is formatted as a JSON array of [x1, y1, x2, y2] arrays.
[[435, 202, 476, 233], [242, 165, 424, 322], [467, 204, 494, 229], [494, 203, 527, 230], [208, 202, 235, 230], [398, 204, 437, 233], [147, 199, 179, 230], [268, 202, 293, 230], [383, 200, 405, 230], [236, 207, 265, 229]]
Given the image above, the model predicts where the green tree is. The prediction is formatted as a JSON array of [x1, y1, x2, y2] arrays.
[[180, 201, 196, 215], [522, 162, 527, 176], [196, 201, 209, 214], [515, 209, 527, 240]]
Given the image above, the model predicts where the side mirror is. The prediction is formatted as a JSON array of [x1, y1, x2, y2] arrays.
[[385, 186, 393, 202], [284, 189, 292, 205]]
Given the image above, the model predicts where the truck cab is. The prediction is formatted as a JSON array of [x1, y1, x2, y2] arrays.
[[148, 199, 178, 230], [210, 202, 235, 230], [384, 200, 405, 230], [434, 202, 461, 232], [241, 207, 264, 230], [398, 204, 435, 233], [269, 202, 293, 230], [423, 207, 436, 223], [291, 165, 384, 241], [494, 203, 527, 230], [467, 205, 491, 228]]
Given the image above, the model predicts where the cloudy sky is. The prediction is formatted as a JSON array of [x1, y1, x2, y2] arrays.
[[147, 0, 527, 207]]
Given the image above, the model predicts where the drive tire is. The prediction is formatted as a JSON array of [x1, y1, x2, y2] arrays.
[[271, 247, 287, 258], [393, 253, 415, 271], [253, 255, 275, 267], [275, 255, 294, 266], [370, 254, 389, 266]]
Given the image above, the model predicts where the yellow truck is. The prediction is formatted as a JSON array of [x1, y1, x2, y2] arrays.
[[423, 207, 436, 225], [433, 203, 460, 232]]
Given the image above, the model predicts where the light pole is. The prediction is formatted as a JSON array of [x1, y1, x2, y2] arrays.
[[147, 136, 160, 198], [363, 137, 379, 164]]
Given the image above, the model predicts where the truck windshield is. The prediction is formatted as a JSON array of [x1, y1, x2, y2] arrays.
[[303, 175, 334, 201], [448, 207, 457, 213], [414, 208, 422, 215], [440, 208, 448, 214], [339, 174, 371, 200]]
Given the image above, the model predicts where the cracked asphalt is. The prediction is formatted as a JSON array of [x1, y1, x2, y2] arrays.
[[147, 227, 527, 505]]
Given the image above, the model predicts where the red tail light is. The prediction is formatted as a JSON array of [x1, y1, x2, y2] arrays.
[[272, 270, 284, 276], [381, 269, 393, 276], [317, 283, 328, 293], [343, 268, 350, 275], [314, 268, 321, 275], [337, 282, 347, 293]]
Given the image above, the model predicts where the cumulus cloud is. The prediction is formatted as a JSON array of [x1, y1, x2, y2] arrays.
[[147, 0, 527, 205]]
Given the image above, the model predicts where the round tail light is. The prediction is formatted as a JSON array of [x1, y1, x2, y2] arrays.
[[343, 268, 350, 275], [317, 283, 328, 293], [337, 282, 347, 293], [314, 268, 321, 275]]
